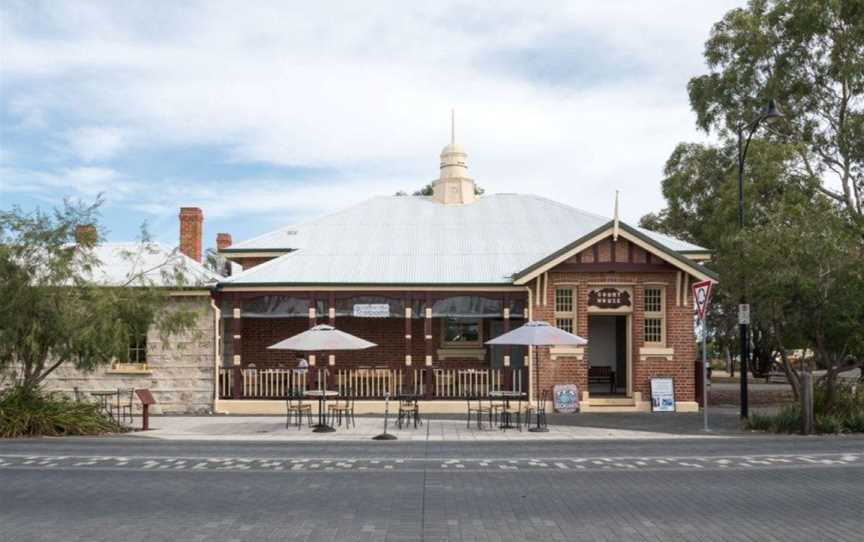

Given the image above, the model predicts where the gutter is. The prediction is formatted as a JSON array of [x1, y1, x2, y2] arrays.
[[210, 297, 221, 413]]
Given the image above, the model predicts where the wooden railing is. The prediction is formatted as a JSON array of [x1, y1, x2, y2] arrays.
[[219, 368, 308, 399], [336, 369, 425, 398], [433, 368, 523, 398], [219, 367, 523, 400]]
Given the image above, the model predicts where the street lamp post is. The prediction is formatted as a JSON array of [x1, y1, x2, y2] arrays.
[[736, 99, 783, 419]]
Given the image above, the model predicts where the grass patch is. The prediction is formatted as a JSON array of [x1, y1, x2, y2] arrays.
[[0, 386, 122, 438], [746, 381, 864, 434]]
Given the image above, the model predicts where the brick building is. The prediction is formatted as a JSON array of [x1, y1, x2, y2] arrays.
[[212, 132, 717, 413]]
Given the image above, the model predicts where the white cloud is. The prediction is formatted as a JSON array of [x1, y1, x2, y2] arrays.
[[64, 126, 128, 162], [0, 166, 140, 199], [1, 0, 743, 226]]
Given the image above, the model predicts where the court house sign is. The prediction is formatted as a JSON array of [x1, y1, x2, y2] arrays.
[[587, 287, 632, 310]]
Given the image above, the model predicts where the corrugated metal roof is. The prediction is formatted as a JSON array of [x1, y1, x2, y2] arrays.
[[222, 194, 708, 286], [88, 242, 222, 287]]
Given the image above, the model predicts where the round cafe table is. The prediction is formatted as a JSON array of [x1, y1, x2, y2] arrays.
[[488, 391, 527, 429], [305, 390, 339, 433]]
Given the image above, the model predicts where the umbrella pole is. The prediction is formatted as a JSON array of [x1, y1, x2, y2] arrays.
[[529, 344, 548, 432], [373, 393, 397, 441]]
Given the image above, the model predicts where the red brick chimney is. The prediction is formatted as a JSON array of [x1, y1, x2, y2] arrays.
[[179, 207, 203, 263], [216, 233, 233, 251], [75, 224, 97, 246]]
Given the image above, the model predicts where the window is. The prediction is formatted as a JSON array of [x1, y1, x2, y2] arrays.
[[111, 332, 149, 372], [443, 318, 481, 346], [643, 287, 665, 345], [554, 287, 576, 333], [128, 333, 148, 363]]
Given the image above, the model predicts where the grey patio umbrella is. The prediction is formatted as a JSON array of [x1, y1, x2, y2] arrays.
[[486, 320, 587, 432], [267, 324, 377, 351]]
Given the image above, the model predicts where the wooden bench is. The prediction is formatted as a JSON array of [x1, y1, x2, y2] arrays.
[[589, 366, 616, 394]]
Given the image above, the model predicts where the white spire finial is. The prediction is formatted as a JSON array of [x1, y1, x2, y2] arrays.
[[433, 110, 475, 205], [613, 190, 620, 242], [450, 108, 455, 145]]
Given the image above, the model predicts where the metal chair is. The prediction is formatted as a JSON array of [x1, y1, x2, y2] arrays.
[[524, 390, 549, 430], [117, 389, 135, 425], [466, 397, 492, 429], [489, 397, 506, 426], [397, 397, 422, 429], [499, 396, 523, 431], [328, 389, 356, 428], [286, 389, 313, 429]]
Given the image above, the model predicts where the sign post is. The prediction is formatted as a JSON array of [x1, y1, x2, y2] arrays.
[[692, 280, 714, 432]]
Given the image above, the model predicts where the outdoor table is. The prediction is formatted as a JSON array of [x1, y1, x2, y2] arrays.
[[305, 390, 339, 433], [488, 391, 527, 429], [90, 390, 118, 421]]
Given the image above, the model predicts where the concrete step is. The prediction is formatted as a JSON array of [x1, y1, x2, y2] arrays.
[[586, 397, 636, 407]]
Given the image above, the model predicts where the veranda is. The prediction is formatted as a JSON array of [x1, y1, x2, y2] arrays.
[[214, 289, 532, 411]]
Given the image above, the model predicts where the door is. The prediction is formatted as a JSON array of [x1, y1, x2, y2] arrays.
[[587, 315, 628, 395]]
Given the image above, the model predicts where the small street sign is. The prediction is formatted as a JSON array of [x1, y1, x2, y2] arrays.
[[738, 304, 750, 325], [692, 280, 713, 322]]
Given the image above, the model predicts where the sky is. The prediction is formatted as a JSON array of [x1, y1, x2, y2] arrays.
[[0, 0, 744, 249]]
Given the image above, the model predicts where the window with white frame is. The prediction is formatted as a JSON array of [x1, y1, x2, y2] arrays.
[[554, 287, 576, 333], [127, 333, 148, 363], [643, 286, 665, 345], [443, 318, 482, 346], [112, 332, 149, 371]]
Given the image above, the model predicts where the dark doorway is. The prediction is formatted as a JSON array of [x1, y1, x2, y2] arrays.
[[587, 315, 628, 395]]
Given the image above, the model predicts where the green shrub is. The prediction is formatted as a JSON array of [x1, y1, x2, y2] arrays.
[[746, 405, 802, 433], [0, 386, 122, 438], [815, 414, 844, 434], [747, 381, 864, 434], [843, 413, 864, 433], [745, 411, 776, 432]]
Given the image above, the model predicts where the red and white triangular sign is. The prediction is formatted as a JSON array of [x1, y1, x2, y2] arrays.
[[692, 280, 713, 322]]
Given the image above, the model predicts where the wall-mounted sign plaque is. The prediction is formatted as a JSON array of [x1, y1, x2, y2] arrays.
[[587, 287, 632, 309], [353, 304, 390, 318]]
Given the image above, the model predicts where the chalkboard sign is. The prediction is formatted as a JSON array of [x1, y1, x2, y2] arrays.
[[650, 377, 675, 412], [553, 384, 580, 413]]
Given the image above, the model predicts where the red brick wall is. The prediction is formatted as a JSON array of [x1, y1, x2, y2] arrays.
[[233, 257, 274, 270], [531, 265, 697, 402], [240, 316, 499, 369], [179, 207, 203, 263]]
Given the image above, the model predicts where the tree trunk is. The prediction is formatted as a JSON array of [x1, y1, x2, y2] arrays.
[[725, 346, 733, 377], [776, 339, 800, 402]]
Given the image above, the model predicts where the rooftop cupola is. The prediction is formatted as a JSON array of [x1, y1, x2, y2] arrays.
[[431, 111, 477, 205]]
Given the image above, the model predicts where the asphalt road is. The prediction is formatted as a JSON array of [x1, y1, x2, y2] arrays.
[[1, 435, 863, 542]]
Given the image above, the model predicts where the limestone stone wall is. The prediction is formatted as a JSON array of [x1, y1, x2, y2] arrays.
[[42, 295, 218, 414]]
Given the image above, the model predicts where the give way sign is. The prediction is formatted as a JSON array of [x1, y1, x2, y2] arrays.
[[692, 280, 713, 322]]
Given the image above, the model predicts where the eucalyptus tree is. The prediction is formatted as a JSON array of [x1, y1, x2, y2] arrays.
[[689, 0, 864, 233], [0, 200, 198, 392]]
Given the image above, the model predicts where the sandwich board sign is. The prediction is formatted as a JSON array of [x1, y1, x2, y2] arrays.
[[553, 384, 580, 413], [692, 280, 713, 322], [650, 377, 676, 412]]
